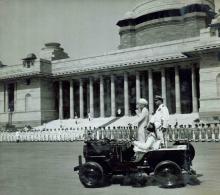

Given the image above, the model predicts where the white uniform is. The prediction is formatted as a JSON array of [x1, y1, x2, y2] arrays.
[[133, 107, 149, 142], [133, 137, 161, 152], [15, 131, 20, 142], [150, 104, 169, 144]]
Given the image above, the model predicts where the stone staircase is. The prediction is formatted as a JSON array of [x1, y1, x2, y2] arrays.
[[98, 117, 121, 128]]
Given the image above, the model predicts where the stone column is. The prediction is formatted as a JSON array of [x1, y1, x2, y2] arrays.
[[4, 83, 8, 113], [59, 80, 63, 119], [192, 65, 198, 112], [175, 66, 181, 114], [89, 77, 94, 118], [161, 68, 167, 105], [136, 71, 140, 103], [79, 79, 84, 118], [69, 80, 74, 119], [124, 72, 129, 116], [13, 82, 17, 112], [86, 82, 90, 113], [148, 69, 154, 115], [111, 74, 116, 117], [100, 75, 104, 117], [141, 74, 147, 99], [0, 83, 4, 113]]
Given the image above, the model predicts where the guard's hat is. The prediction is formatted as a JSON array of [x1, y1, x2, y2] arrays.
[[137, 98, 148, 105], [154, 95, 163, 101]]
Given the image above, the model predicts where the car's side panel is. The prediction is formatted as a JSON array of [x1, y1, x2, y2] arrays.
[[145, 149, 188, 170]]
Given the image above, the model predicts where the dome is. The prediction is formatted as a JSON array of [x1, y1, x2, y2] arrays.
[[123, 11, 135, 19], [40, 42, 69, 61], [132, 0, 215, 18], [117, 0, 216, 49]]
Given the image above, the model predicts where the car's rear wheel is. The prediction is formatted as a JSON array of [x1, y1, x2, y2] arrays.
[[79, 162, 106, 188], [154, 160, 184, 188]]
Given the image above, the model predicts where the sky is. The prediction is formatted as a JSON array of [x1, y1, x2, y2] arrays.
[[0, 0, 220, 65]]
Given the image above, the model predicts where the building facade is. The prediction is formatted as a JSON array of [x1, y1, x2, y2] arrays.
[[1, 0, 220, 127]]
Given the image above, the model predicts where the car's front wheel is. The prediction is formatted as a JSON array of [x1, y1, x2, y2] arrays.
[[79, 162, 107, 188]]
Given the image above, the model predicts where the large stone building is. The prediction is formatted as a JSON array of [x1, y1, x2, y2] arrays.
[[1, 0, 220, 127]]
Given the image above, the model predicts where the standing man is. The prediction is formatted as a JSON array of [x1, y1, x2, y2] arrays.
[[200, 123, 206, 142], [117, 108, 122, 117], [132, 98, 149, 143], [213, 123, 219, 142], [15, 130, 20, 143], [167, 125, 173, 142], [88, 112, 91, 121], [150, 95, 169, 147]]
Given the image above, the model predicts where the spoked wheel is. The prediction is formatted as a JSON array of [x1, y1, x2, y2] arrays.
[[79, 162, 105, 188], [154, 161, 184, 188]]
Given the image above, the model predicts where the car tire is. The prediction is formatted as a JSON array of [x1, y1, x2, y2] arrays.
[[79, 162, 106, 188], [154, 160, 184, 188]]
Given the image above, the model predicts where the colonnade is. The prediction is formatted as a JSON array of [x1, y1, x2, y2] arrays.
[[58, 65, 198, 119]]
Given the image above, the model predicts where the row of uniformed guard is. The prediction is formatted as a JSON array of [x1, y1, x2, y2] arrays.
[[167, 123, 220, 142], [0, 124, 220, 142], [0, 126, 136, 142], [0, 129, 85, 142]]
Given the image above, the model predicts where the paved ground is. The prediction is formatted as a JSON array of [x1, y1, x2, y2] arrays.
[[0, 142, 220, 195]]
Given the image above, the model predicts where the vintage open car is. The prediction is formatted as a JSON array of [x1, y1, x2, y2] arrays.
[[74, 138, 197, 188]]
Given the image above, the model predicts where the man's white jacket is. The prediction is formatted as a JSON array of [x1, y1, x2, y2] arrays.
[[150, 104, 169, 129]]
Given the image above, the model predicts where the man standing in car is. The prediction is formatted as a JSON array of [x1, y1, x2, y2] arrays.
[[133, 96, 169, 153], [150, 95, 169, 147], [132, 98, 149, 143]]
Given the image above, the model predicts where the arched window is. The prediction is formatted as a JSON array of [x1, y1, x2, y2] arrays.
[[217, 74, 220, 96], [25, 93, 32, 112]]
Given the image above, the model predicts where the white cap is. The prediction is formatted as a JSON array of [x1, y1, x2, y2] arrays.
[[137, 98, 148, 105]]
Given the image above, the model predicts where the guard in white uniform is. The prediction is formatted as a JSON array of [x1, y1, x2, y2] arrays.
[[0, 131, 2, 142], [150, 95, 169, 147], [15, 131, 20, 143]]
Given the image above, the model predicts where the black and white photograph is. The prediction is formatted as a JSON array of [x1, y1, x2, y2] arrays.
[[1, 0, 220, 195]]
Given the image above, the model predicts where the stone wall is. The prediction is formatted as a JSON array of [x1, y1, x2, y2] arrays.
[[15, 78, 41, 112], [0, 112, 42, 128], [199, 52, 220, 120], [0, 78, 42, 128], [118, 28, 136, 49], [40, 79, 58, 123], [0, 78, 59, 128]]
